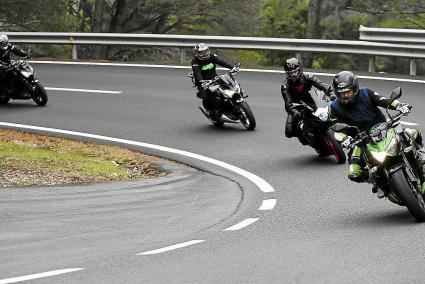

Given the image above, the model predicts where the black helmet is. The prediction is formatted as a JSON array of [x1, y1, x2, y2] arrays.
[[283, 58, 302, 81], [332, 71, 359, 105], [193, 43, 211, 60]]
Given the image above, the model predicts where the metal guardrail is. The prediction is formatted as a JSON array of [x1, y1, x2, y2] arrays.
[[360, 25, 425, 44], [6, 32, 425, 75], [359, 25, 425, 75]]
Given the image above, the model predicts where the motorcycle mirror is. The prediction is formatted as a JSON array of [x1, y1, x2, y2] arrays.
[[389, 87, 402, 105]]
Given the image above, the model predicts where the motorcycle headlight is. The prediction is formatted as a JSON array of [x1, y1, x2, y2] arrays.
[[370, 137, 399, 163], [21, 71, 32, 78], [223, 89, 236, 97], [370, 151, 388, 163]]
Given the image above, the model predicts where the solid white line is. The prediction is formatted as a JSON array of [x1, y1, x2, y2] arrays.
[[0, 122, 275, 193], [31, 60, 425, 84], [259, 199, 277, 211], [0, 268, 85, 284], [136, 240, 205, 255], [45, 87, 122, 94], [223, 218, 260, 231]]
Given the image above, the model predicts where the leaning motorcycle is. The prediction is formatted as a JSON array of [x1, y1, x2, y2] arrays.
[[337, 87, 425, 222], [189, 64, 256, 130], [0, 57, 48, 106], [290, 93, 346, 164]]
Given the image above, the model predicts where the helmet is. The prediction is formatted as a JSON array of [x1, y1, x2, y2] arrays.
[[332, 71, 359, 105], [193, 43, 211, 60], [0, 34, 9, 50], [283, 58, 302, 81]]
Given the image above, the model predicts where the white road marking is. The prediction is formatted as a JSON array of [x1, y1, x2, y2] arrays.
[[0, 122, 275, 193], [45, 87, 122, 94], [259, 199, 277, 210], [31, 60, 425, 84], [400, 121, 419, 126], [0, 268, 85, 284], [136, 240, 205, 255], [223, 218, 260, 231]]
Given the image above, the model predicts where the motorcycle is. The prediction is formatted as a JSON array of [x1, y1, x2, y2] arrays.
[[336, 87, 425, 222], [189, 64, 256, 130], [0, 55, 48, 106], [289, 93, 346, 164]]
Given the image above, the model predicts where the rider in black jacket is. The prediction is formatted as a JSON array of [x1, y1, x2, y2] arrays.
[[281, 58, 332, 144], [191, 43, 238, 113], [0, 33, 29, 88]]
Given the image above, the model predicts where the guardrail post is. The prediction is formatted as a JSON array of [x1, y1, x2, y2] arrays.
[[410, 59, 417, 76], [72, 45, 78, 60], [180, 49, 186, 64], [368, 57, 376, 73]]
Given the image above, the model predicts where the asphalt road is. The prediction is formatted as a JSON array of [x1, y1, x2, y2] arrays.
[[1, 63, 425, 283]]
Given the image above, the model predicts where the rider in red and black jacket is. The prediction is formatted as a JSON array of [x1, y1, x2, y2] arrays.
[[281, 58, 332, 142]]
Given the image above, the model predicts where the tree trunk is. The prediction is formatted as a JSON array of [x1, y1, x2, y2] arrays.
[[92, 0, 108, 59], [304, 0, 322, 67]]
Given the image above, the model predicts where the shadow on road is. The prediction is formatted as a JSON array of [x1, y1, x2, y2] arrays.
[[0, 103, 42, 110], [281, 154, 344, 169]]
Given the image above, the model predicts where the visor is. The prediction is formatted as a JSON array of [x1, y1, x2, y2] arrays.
[[196, 49, 210, 60], [286, 67, 301, 80]]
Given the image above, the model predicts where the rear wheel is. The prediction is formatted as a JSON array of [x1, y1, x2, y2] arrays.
[[239, 101, 256, 130], [324, 129, 346, 164], [31, 82, 48, 106], [391, 169, 425, 222]]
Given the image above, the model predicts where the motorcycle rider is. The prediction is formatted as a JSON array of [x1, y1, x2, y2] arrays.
[[191, 43, 239, 116], [0, 33, 29, 90], [330, 70, 425, 194], [281, 57, 333, 145]]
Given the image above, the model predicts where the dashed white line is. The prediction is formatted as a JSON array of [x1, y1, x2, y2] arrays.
[[45, 87, 122, 94], [136, 240, 205, 255], [0, 268, 85, 284], [259, 199, 277, 211], [223, 218, 260, 231], [0, 122, 275, 193]]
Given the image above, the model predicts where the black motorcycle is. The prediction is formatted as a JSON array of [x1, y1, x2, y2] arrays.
[[290, 95, 346, 164], [337, 87, 425, 222], [189, 65, 256, 130], [0, 57, 48, 106]]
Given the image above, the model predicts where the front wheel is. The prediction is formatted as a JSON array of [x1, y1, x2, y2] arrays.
[[391, 169, 425, 222], [324, 129, 346, 164], [31, 81, 48, 106], [238, 101, 256, 130]]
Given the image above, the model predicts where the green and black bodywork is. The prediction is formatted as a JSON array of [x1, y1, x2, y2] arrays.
[[337, 88, 425, 222]]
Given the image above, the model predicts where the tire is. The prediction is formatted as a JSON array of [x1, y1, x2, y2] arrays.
[[391, 169, 425, 222], [31, 82, 48, 106], [0, 95, 10, 105], [239, 101, 256, 130], [324, 129, 346, 164]]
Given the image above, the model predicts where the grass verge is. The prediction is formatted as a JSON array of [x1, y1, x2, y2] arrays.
[[0, 129, 175, 188]]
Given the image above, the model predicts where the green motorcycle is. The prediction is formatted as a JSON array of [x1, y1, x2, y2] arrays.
[[336, 87, 425, 222]]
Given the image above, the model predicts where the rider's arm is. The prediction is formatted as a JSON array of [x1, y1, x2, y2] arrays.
[[10, 45, 28, 57], [191, 59, 204, 83], [307, 73, 333, 95], [367, 88, 399, 110], [212, 54, 234, 69], [281, 82, 296, 114]]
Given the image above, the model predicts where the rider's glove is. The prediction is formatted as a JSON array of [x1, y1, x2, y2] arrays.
[[396, 103, 412, 115], [231, 65, 240, 73], [341, 136, 353, 148], [200, 81, 210, 90]]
